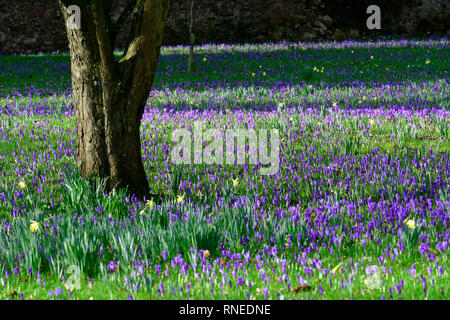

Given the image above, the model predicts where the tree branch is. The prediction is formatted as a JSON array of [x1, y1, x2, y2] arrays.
[[117, 0, 170, 117], [91, 0, 116, 82], [119, 0, 145, 63]]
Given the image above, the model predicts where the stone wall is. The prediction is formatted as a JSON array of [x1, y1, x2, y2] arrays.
[[322, 0, 449, 38], [0, 0, 448, 54], [393, 0, 449, 35]]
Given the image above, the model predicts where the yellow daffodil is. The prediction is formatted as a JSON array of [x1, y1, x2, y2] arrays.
[[331, 263, 343, 274], [370, 56, 374, 60], [232, 178, 239, 187], [332, 102, 338, 107], [251, 72, 255, 76], [369, 119, 375, 126], [19, 181, 26, 189], [177, 193, 185, 203], [146, 198, 155, 209], [406, 219, 416, 230], [139, 209, 146, 216], [425, 60, 430, 64], [262, 72, 266, 76], [203, 57, 207, 62], [30, 221, 40, 232], [259, 65, 262, 68], [278, 103, 284, 108]]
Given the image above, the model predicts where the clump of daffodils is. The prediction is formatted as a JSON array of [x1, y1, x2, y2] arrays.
[[30, 220, 40, 232], [331, 263, 343, 274], [277, 102, 284, 114], [146, 198, 155, 209], [19, 181, 26, 189], [140, 198, 155, 215], [406, 219, 416, 230], [177, 193, 185, 204]]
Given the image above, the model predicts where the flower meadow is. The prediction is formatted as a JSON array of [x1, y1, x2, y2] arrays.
[[0, 39, 449, 300]]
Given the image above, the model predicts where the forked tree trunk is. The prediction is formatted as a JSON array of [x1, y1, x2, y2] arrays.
[[60, 0, 170, 198]]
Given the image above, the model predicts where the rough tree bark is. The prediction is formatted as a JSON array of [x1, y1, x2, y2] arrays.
[[59, 0, 171, 198]]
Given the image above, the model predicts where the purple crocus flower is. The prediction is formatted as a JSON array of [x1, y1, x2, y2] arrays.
[[419, 243, 430, 257], [107, 261, 116, 272], [263, 288, 268, 299], [365, 265, 378, 276], [54, 287, 63, 297], [421, 276, 427, 297]]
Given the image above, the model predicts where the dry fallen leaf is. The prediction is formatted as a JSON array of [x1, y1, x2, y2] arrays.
[[292, 285, 312, 293]]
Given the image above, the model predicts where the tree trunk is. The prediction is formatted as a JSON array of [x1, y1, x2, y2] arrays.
[[187, 34, 195, 73], [103, 94, 150, 197], [60, 0, 171, 199], [186, 0, 195, 74]]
